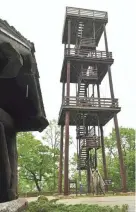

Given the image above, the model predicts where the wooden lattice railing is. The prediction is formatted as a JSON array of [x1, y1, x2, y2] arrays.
[[65, 48, 112, 59], [80, 68, 98, 79], [66, 7, 108, 19], [62, 97, 119, 108], [80, 37, 96, 47], [80, 136, 101, 148]]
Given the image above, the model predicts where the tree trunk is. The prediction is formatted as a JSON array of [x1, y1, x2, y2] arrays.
[[53, 154, 56, 191], [33, 175, 41, 192]]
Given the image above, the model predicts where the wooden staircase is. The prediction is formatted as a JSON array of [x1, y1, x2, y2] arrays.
[[77, 147, 88, 170], [77, 22, 84, 38], [77, 125, 101, 170], [78, 83, 87, 98], [76, 125, 86, 139]]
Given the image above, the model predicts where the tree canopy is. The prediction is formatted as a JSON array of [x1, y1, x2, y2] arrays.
[[17, 124, 135, 193], [70, 127, 135, 191]]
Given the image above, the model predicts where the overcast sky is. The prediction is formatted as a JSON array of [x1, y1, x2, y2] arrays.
[[1, 0, 135, 149]]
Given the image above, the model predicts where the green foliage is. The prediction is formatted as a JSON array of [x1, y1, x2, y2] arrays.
[[38, 195, 49, 202], [42, 120, 60, 191], [18, 123, 135, 194], [49, 199, 59, 203], [103, 127, 135, 191], [26, 201, 128, 212], [18, 119, 73, 193], [17, 132, 54, 192], [70, 127, 135, 192], [17, 120, 62, 192]]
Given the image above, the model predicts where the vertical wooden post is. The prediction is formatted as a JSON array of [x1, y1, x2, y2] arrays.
[[58, 126, 64, 194], [78, 138, 81, 184], [97, 84, 100, 98], [97, 84, 100, 107], [64, 111, 70, 195], [86, 126, 91, 193], [62, 82, 65, 100], [103, 24, 127, 192], [92, 84, 94, 96], [93, 20, 95, 39], [58, 82, 65, 194], [64, 19, 71, 195], [87, 150, 91, 193], [100, 125, 108, 191], [97, 84, 107, 182]]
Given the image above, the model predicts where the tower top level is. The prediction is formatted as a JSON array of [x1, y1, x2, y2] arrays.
[[62, 7, 108, 46]]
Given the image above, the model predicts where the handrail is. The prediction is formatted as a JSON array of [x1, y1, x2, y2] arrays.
[[65, 48, 112, 59], [80, 69, 98, 78], [80, 136, 101, 147], [66, 7, 108, 19], [62, 96, 119, 108], [80, 38, 96, 47], [80, 37, 95, 40]]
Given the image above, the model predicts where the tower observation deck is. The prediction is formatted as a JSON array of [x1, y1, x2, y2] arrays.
[[58, 6, 127, 195]]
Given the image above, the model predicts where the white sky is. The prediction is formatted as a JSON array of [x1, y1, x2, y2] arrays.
[[1, 0, 136, 152]]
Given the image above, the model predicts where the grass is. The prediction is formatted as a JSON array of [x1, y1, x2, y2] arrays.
[[25, 196, 129, 212]]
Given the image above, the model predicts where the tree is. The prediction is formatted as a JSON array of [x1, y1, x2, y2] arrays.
[[42, 120, 60, 191], [17, 132, 53, 192], [42, 119, 73, 191], [70, 127, 135, 191], [99, 127, 135, 191], [18, 119, 73, 193]]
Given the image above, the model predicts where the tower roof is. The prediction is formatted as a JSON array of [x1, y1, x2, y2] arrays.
[[62, 7, 108, 45]]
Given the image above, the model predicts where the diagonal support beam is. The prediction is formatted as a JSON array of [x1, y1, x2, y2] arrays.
[[103, 24, 127, 192]]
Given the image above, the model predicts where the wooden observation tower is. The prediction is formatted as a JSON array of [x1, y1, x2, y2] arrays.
[[58, 6, 127, 195]]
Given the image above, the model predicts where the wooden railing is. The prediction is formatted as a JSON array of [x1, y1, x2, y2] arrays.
[[80, 37, 96, 47], [65, 48, 112, 59], [80, 136, 101, 149], [76, 126, 86, 138], [80, 68, 98, 79], [62, 97, 119, 108], [66, 7, 108, 19]]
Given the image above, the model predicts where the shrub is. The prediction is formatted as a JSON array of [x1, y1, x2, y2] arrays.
[[37, 195, 49, 202], [25, 201, 128, 212]]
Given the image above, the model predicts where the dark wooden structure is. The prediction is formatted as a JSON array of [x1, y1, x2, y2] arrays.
[[58, 6, 127, 195], [69, 179, 77, 195], [0, 19, 49, 202]]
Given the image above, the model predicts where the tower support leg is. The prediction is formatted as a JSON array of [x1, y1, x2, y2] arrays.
[[64, 17, 71, 195], [103, 24, 127, 192], [64, 111, 70, 195], [58, 126, 64, 194], [114, 115, 127, 192], [87, 151, 91, 193], [100, 125, 108, 191]]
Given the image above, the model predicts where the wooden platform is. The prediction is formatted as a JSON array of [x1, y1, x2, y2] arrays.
[[62, 7, 108, 45], [60, 49, 114, 83], [58, 97, 120, 126]]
